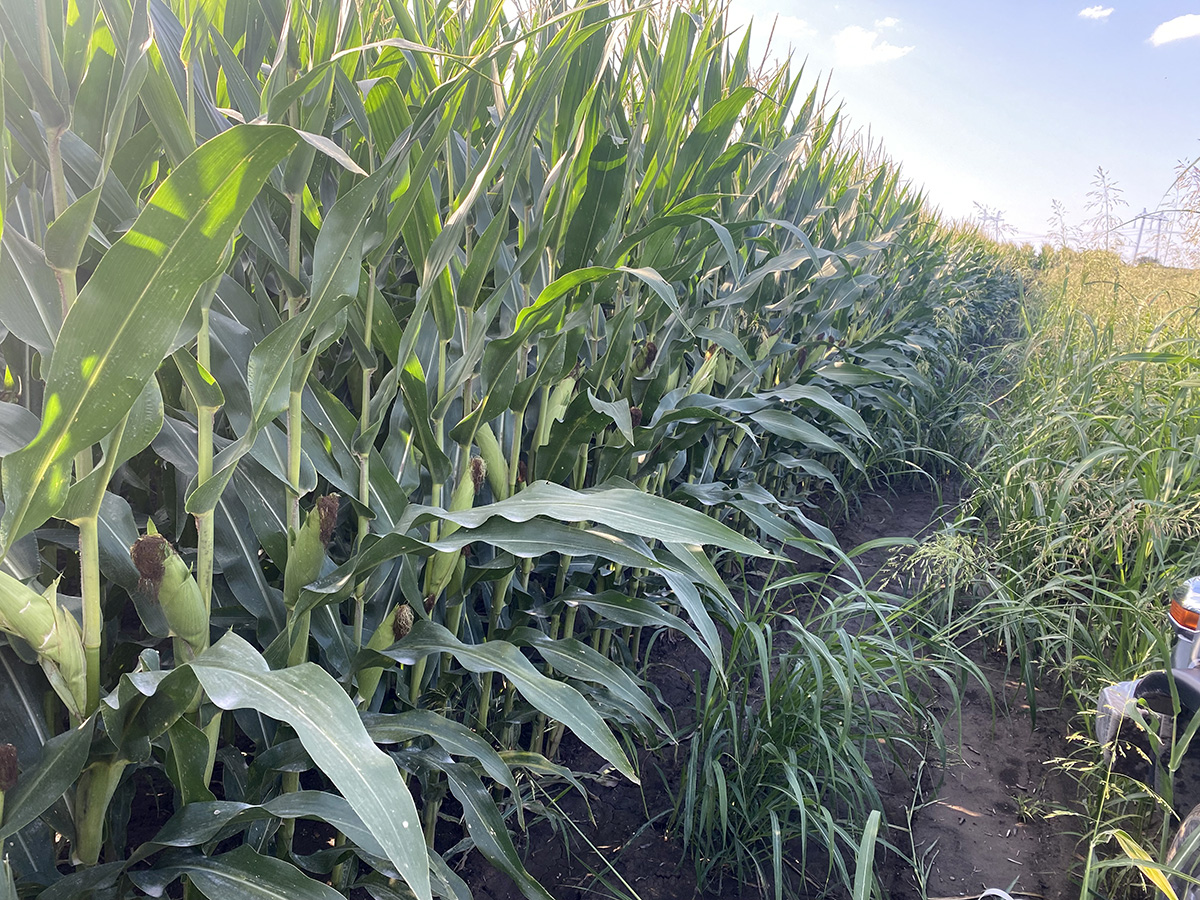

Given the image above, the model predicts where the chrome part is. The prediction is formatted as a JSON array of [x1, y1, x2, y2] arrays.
[[1182, 631, 1198, 670], [1174, 576, 1200, 667]]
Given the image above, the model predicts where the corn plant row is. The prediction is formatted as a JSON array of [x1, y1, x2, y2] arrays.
[[0, 0, 1018, 897]]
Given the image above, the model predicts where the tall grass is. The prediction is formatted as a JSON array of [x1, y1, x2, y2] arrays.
[[673, 574, 979, 900], [925, 247, 1200, 898]]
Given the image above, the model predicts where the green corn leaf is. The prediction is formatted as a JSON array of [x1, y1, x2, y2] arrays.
[[265, 61, 336, 122], [441, 761, 552, 900], [586, 390, 635, 445], [0, 124, 300, 553], [0, 42, 4, 244], [0, 229, 63, 357], [695, 325, 754, 370], [141, 793, 386, 859], [99, 659, 201, 756], [561, 132, 627, 271], [398, 481, 766, 558], [0, 405, 39, 458], [165, 717, 216, 805], [398, 353, 452, 484], [668, 86, 754, 204], [172, 349, 225, 411], [98, 0, 152, 170], [499, 751, 588, 796], [511, 628, 669, 732], [154, 417, 288, 640], [185, 165, 389, 516], [60, 376, 164, 521], [362, 710, 518, 796], [756, 384, 873, 441], [289, 517, 672, 622], [146, 845, 345, 900], [32, 861, 125, 898], [383, 620, 638, 782], [559, 588, 709, 661], [0, 716, 95, 844], [749, 409, 864, 471], [43, 188, 103, 273], [0, 0, 68, 129], [188, 632, 430, 900], [0, 650, 53, 781]]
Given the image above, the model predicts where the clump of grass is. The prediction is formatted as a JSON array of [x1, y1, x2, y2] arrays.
[[670, 572, 978, 900]]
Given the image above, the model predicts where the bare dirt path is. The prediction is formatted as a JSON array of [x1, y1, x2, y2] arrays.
[[833, 488, 1080, 900]]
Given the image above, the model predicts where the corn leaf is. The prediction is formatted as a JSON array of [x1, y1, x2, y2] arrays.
[[0, 124, 300, 552], [189, 632, 431, 900]]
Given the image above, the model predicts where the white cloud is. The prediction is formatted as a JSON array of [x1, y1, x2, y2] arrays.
[[831, 24, 914, 66], [875, 16, 899, 28], [766, 14, 816, 46], [1078, 6, 1114, 19], [1150, 14, 1200, 45]]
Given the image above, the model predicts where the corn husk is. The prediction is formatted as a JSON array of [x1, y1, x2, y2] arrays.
[[356, 603, 414, 706], [424, 461, 482, 604], [285, 504, 326, 611], [474, 423, 510, 500], [131, 530, 208, 657], [283, 495, 339, 611], [0, 572, 88, 718]]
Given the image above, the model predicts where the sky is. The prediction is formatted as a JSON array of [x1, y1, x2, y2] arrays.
[[723, 0, 1200, 250]]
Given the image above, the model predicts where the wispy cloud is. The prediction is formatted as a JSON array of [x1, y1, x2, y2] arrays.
[[766, 14, 816, 46], [831, 24, 914, 66], [1078, 6, 1114, 20], [1150, 14, 1200, 45], [875, 16, 899, 29]]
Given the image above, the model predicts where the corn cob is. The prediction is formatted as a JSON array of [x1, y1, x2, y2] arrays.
[[131, 527, 208, 659], [281, 496, 338, 667], [474, 422, 510, 500], [0, 572, 88, 718], [688, 347, 720, 396], [356, 603, 413, 707], [424, 458, 482, 605], [285, 506, 324, 611]]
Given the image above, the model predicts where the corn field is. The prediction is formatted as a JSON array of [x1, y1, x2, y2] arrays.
[[0, 0, 1020, 897]]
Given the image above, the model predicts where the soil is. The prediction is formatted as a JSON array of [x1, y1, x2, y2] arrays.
[[835, 488, 1080, 900], [459, 485, 1086, 900]]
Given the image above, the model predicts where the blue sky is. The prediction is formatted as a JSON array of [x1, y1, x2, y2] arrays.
[[724, 1, 1200, 247]]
